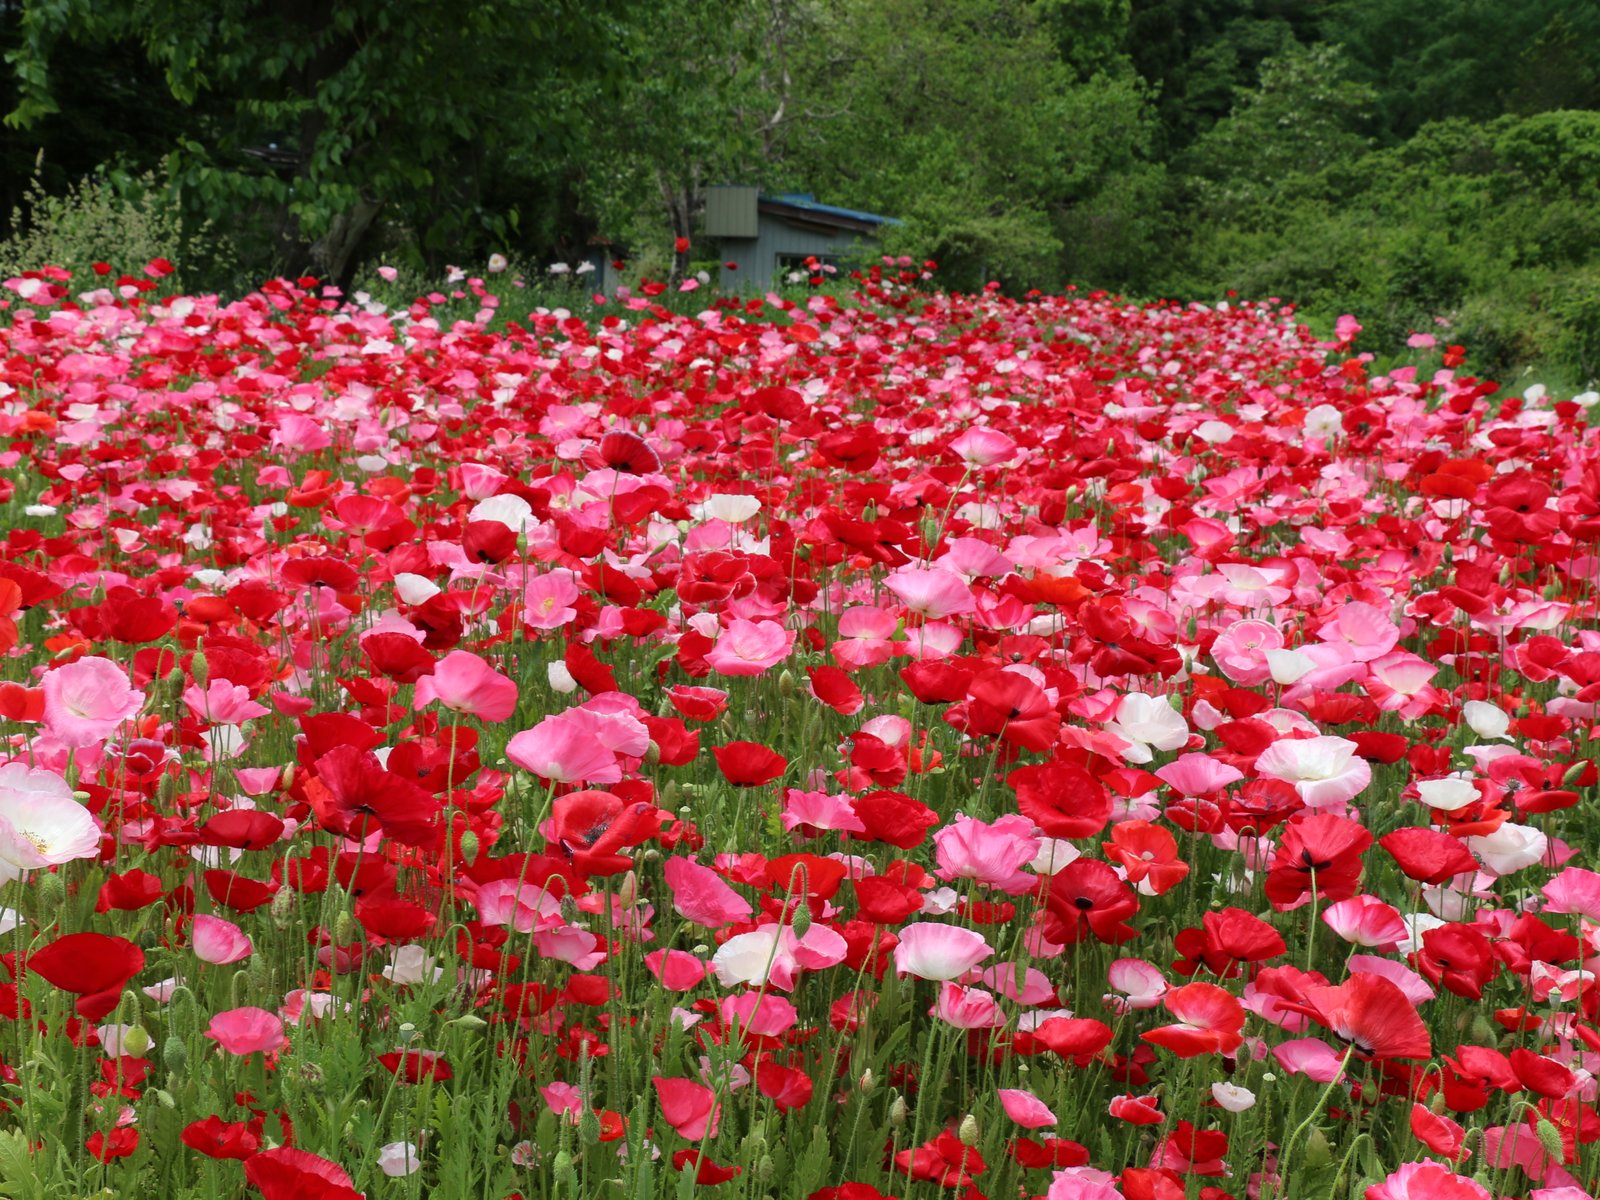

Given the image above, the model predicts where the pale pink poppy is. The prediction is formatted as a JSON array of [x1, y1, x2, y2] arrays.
[[1365, 651, 1441, 719], [711, 923, 848, 991], [414, 650, 518, 722], [1210, 619, 1283, 685], [1543, 867, 1600, 921], [1046, 1169, 1125, 1200], [719, 991, 799, 1037], [522, 571, 581, 630], [932, 814, 1039, 894], [459, 462, 510, 500], [893, 923, 993, 981], [0, 763, 101, 880], [998, 1087, 1057, 1129], [884, 568, 975, 619], [780, 789, 865, 836], [931, 982, 1004, 1029], [506, 712, 621, 784], [705, 618, 795, 676], [1105, 958, 1168, 1013], [205, 1006, 288, 1056], [41, 656, 145, 748], [1270, 1037, 1347, 1082], [974, 963, 1057, 1005], [1321, 896, 1406, 949], [191, 914, 253, 964], [663, 856, 753, 928], [1318, 601, 1399, 661], [1155, 753, 1244, 796], [950, 427, 1016, 467], [473, 878, 562, 932], [1366, 1163, 1490, 1200], [1105, 692, 1189, 764], [1253, 735, 1371, 808], [1346, 957, 1435, 1004], [832, 607, 899, 670], [534, 925, 605, 970], [182, 680, 270, 725]]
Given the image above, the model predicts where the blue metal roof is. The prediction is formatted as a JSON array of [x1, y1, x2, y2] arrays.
[[763, 193, 902, 226]]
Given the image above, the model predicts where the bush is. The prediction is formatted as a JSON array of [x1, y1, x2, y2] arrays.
[[0, 162, 239, 294]]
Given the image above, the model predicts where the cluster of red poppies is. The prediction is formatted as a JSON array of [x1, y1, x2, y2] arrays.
[[1, 262, 1599, 1200]]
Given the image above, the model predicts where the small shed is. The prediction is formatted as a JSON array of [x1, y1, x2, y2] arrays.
[[705, 187, 901, 293]]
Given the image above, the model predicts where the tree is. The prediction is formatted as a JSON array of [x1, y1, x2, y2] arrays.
[[6, 0, 635, 283]]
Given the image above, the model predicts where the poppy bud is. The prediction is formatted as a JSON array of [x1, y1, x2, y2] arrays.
[[459, 830, 480, 863], [35, 870, 65, 917], [616, 871, 638, 909], [757, 1155, 775, 1181], [1429, 1092, 1447, 1115], [153, 1088, 175, 1109], [1563, 761, 1590, 786], [858, 1069, 875, 1094], [644, 740, 661, 765], [790, 902, 811, 938], [578, 1107, 601, 1145], [270, 888, 296, 930], [248, 953, 272, 991], [889, 1096, 907, 1128], [958, 1114, 980, 1146], [120, 1024, 151, 1058], [446, 1013, 488, 1031], [334, 911, 358, 946], [559, 895, 581, 926], [553, 1150, 575, 1184], [163, 1035, 188, 1077], [1536, 1119, 1564, 1160], [191, 651, 208, 686]]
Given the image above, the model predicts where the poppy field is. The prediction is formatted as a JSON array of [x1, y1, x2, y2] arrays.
[[1, 263, 1600, 1200]]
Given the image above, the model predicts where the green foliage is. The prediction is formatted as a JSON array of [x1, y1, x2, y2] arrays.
[[0, 162, 238, 292]]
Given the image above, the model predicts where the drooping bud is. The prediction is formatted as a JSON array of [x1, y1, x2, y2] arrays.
[[459, 830, 480, 863], [162, 1035, 188, 1077], [888, 1096, 907, 1129], [1536, 1119, 1565, 1160]]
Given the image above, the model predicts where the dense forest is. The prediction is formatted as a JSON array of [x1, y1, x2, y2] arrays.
[[3, 0, 1599, 380]]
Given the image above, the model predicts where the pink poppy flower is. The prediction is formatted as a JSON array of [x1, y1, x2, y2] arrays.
[[191, 914, 253, 965], [1254, 735, 1371, 808], [182, 680, 270, 725], [932, 814, 1039, 894], [1154, 753, 1244, 797], [506, 711, 621, 784], [653, 1077, 721, 1140], [0, 763, 101, 879], [998, 1088, 1056, 1129], [950, 427, 1016, 466], [522, 571, 581, 630], [1365, 1162, 1490, 1200], [705, 618, 795, 676], [884, 568, 975, 619], [893, 923, 993, 981], [205, 1007, 287, 1056], [930, 982, 1004, 1029], [41, 656, 145, 748], [414, 650, 518, 722], [663, 857, 753, 928], [831, 607, 898, 670]]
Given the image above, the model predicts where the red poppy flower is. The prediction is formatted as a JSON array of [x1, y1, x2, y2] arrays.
[[548, 790, 661, 876], [244, 1147, 362, 1200], [377, 1050, 453, 1084], [893, 1131, 986, 1188], [1264, 813, 1372, 911], [181, 1115, 260, 1160], [1379, 826, 1478, 884], [713, 741, 787, 787], [29, 932, 144, 996], [304, 744, 442, 848], [1296, 973, 1430, 1061], [1009, 760, 1112, 838], [852, 790, 939, 848], [1038, 859, 1140, 945], [1416, 924, 1498, 1000]]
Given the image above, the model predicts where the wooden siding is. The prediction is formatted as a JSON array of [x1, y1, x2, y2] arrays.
[[717, 216, 883, 294]]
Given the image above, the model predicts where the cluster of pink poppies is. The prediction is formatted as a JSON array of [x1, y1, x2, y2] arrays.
[[2, 262, 1599, 1200]]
